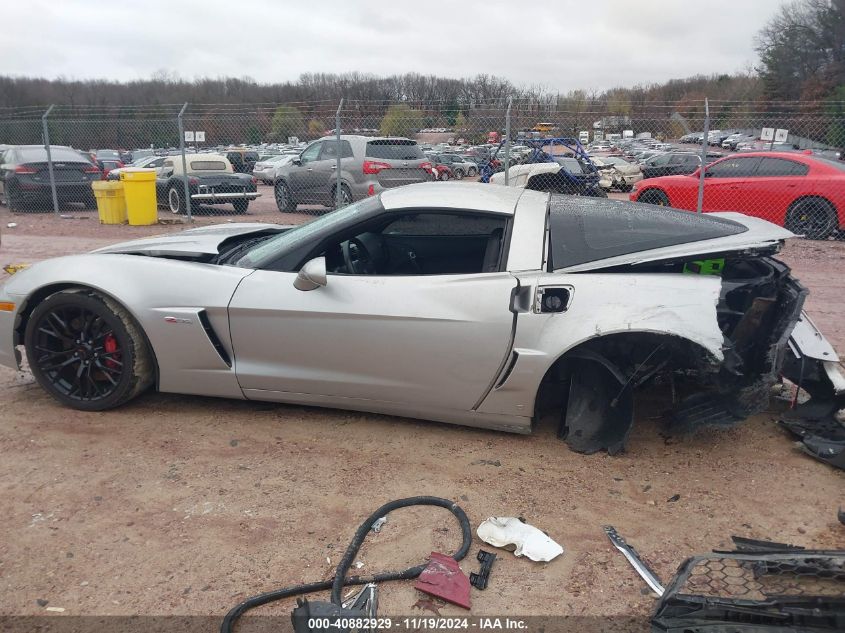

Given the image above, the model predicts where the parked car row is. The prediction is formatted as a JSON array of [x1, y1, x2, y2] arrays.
[[425, 153, 479, 180]]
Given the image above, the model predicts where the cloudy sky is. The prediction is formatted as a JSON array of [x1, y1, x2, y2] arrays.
[[1, 0, 784, 91]]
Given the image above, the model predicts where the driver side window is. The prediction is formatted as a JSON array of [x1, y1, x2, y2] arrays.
[[300, 142, 322, 164], [322, 212, 508, 276]]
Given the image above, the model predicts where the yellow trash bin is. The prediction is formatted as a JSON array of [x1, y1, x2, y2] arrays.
[[91, 181, 127, 224], [120, 169, 158, 226]]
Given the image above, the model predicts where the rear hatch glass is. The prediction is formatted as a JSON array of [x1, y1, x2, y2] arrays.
[[549, 195, 748, 269], [366, 140, 428, 188], [366, 140, 424, 160]]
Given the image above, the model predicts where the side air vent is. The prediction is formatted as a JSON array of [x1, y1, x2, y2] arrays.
[[198, 310, 232, 367]]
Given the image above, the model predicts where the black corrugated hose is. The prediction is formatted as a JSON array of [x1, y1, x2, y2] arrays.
[[220, 496, 473, 633]]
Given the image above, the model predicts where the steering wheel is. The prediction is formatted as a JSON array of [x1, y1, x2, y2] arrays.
[[342, 237, 377, 275]]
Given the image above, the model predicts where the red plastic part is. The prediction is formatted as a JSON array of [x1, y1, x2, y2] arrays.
[[413, 552, 471, 610]]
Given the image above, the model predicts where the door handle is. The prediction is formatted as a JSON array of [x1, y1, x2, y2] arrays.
[[331, 165, 337, 169], [306, 168, 313, 171]]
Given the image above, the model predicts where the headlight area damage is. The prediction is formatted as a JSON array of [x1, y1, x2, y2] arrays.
[[537, 254, 845, 463]]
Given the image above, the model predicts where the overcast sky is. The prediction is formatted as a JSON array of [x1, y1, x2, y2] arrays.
[[1, 0, 784, 92]]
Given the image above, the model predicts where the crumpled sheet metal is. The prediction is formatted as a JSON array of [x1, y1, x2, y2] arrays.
[[476, 517, 563, 562]]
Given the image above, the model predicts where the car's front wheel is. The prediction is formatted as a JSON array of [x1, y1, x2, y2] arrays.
[[786, 198, 838, 240], [439, 171, 450, 181], [638, 189, 670, 206], [233, 199, 249, 214], [274, 180, 296, 213], [24, 290, 154, 411], [453, 169, 464, 180]]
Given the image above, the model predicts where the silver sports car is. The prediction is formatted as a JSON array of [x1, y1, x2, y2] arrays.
[[1, 183, 842, 455]]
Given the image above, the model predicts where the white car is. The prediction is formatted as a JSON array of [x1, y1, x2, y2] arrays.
[[591, 156, 643, 192], [252, 154, 296, 185]]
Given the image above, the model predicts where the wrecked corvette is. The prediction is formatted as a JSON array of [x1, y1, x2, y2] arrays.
[[0, 182, 841, 455]]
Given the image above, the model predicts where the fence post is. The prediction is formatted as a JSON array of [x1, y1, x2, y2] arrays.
[[177, 102, 192, 221], [696, 97, 710, 214], [41, 105, 60, 216], [504, 97, 512, 186], [335, 98, 344, 209]]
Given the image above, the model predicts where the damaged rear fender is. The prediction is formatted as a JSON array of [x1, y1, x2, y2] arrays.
[[476, 272, 726, 439], [535, 333, 723, 455]]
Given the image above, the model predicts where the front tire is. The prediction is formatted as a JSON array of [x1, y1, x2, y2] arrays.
[[785, 198, 837, 240], [232, 199, 249, 214], [439, 171, 450, 181], [638, 189, 670, 206], [274, 180, 296, 213], [24, 291, 154, 411], [453, 169, 464, 180]]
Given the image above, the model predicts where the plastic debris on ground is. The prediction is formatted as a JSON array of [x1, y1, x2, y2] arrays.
[[476, 517, 563, 562], [370, 516, 387, 533], [413, 552, 471, 609]]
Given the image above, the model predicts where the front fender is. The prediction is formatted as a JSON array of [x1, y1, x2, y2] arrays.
[[476, 272, 724, 418], [3, 255, 253, 398]]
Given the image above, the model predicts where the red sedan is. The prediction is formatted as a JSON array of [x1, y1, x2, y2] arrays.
[[629, 151, 845, 239]]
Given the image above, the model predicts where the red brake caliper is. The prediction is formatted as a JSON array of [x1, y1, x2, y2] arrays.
[[103, 333, 119, 369]]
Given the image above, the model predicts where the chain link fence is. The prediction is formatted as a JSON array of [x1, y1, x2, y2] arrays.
[[0, 99, 843, 238]]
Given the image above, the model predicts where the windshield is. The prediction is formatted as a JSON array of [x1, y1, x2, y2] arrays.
[[234, 196, 383, 268]]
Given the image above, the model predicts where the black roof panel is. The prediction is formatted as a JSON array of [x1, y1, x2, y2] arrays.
[[548, 195, 749, 269]]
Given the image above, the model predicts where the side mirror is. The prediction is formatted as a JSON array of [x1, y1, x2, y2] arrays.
[[294, 257, 327, 291], [292, 157, 302, 166]]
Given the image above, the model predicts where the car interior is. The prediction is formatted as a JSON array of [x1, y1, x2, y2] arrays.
[[318, 212, 508, 276]]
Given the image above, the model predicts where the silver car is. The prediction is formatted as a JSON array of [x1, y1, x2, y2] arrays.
[[0, 183, 842, 457], [273, 135, 431, 212], [252, 154, 295, 185]]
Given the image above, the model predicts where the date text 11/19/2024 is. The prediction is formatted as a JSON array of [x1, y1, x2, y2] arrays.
[[306, 617, 528, 630]]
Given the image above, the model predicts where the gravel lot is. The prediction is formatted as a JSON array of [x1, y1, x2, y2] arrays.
[[0, 189, 843, 627]]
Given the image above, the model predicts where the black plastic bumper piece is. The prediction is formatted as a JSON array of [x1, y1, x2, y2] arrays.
[[469, 550, 497, 590]]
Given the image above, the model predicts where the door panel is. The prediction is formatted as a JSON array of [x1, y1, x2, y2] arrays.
[[229, 270, 517, 410], [702, 157, 762, 213], [289, 142, 323, 202]]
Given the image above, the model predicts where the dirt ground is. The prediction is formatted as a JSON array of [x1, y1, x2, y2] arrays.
[[0, 193, 843, 628]]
